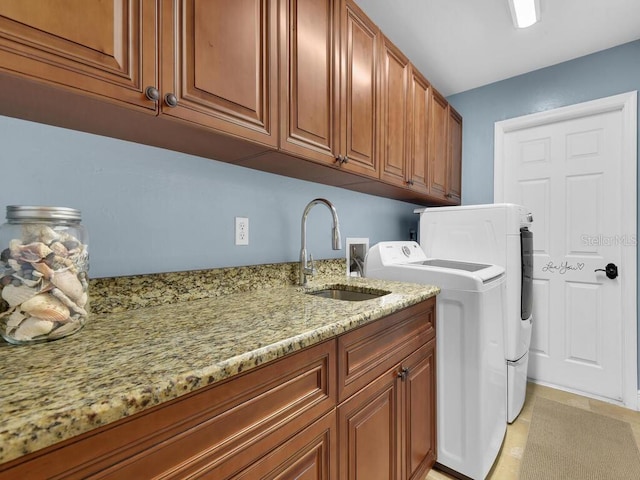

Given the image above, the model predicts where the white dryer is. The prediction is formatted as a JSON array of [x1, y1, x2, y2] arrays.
[[365, 241, 506, 480], [415, 203, 534, 423]]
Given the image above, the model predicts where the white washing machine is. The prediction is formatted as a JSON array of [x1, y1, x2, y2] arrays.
[[365, 241, 506, 480], [415, 203, 534, 423]]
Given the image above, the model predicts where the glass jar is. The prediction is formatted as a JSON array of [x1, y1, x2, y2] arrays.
[[0, 206, 89, 344]]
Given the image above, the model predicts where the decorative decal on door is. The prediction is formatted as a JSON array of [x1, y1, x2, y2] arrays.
[[541, 261, 585, 274]]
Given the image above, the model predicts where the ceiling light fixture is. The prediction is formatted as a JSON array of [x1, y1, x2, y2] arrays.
[[508, 0, 540, 28]]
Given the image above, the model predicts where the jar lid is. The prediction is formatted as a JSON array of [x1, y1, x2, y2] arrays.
[[6, 205, 81, 221]]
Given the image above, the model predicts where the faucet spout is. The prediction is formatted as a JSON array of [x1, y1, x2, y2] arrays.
[[300, 198, 342, 285]]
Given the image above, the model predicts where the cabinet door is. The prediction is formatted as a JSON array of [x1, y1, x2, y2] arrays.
[[378, 35, 410, 187], [447, 106, 463, 204], [401, 340, 437, 480], [428, 88, 449, 199], [232, 411, 336, 480], [161, 0, 278, 146], [337, 0, 379, 177], [407, 67, 430, 193], [279, 0, 338, 163], [0, 0, 157, 110], [338, 369, 401, 480]]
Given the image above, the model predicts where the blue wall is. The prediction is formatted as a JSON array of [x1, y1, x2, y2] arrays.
[[449, 39, 640, 205], [0, 116, 420, 278], [447, 39, 640, 389]]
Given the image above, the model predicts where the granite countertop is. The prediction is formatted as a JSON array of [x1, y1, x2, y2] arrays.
[[0, 274, 439, 465]]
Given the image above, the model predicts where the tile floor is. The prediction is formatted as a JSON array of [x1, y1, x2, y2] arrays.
[[424, 382, 640, 479]]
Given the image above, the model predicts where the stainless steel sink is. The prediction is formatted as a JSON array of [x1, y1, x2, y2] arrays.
[[307, 286, 390, 301]]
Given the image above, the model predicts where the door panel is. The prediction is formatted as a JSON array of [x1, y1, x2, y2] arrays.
[[379, 36, 409, 187], [403, 341, 436, 480], [503, 108, 627, 401], [339, 0, 378, 177], [162, 0, 277, 145], [447, 106, 462, 203], [0, 0, 156, 110], [428, 89, 448, 199], [338, 370, 399, 480], [280, 0, 337, 161], [407, 68, 430, 193], [231, 412, 336, 480]]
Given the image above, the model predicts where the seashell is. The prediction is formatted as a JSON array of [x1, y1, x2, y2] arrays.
[[32, 262, 54, 280], [77, 291, 88, 308], [49, 241, 69, 257], [12, 242, 53, 263], [23, 225, 60, 245], [8, 239, 21, 256], [50, 255, 76, 271], [10, 273, 41, 289], [2, 284, 38, 307], [50, 288, 88, 316], [13, 317, 55, 341], [20, 294, 70, 322], [7, 310, 26, 327], [7, 259, 20, 271], [51, 270, 84, 302]]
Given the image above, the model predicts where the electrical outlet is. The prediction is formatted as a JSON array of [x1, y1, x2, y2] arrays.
[[235, 217, 249, 245]]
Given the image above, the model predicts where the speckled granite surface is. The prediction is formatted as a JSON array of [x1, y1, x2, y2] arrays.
[[88, 259, 346, 313], [0, 262, 438, 465]]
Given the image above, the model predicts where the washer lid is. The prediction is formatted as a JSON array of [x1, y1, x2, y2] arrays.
[[420, 259, 493, 272]]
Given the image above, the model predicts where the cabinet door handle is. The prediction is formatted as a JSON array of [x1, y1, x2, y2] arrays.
[[397, 367, 409, 381], [164, 93, 178, 108], [406, 179, 414, 186], [144, 86, 160, 102]]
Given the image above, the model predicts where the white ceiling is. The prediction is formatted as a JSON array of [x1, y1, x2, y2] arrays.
[[354, 0, 640, 96]]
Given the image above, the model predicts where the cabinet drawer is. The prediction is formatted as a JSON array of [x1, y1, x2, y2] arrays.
[[230, 410, 336, 480], [0, 340, 336, 479], [337, 298, 435, 402]]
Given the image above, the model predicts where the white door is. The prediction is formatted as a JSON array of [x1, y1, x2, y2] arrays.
[[495, 92, 637, 408]]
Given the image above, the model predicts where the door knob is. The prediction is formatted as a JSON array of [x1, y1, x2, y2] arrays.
[[595, 263, 618, 279]]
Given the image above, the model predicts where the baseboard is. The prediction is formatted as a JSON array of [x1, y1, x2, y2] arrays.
[[527, 378, 638, 410]]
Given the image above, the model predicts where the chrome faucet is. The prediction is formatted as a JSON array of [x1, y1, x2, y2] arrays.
[[300, 198, 341, 285]]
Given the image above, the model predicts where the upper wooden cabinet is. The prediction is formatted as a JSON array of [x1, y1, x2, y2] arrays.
[[447, 105, 463, 203], [378, 35, 410, 188], [279, 0, 339, 162], [407, 67, 431, 194], [427, 88, 462, 204], [0, 0, 462, 205], [428, 88, 449, 200], [0, 0, 157, 110], [336, 0, 379, 177], [161, 0, 278, 146]]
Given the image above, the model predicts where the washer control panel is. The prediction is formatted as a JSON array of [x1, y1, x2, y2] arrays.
[[374, 241, 428, 265]]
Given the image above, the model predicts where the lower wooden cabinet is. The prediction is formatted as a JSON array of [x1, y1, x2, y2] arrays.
[[0, 298, 436, 479], [232, 411, 337, 480], [402, 340, 437, 480], [0, 340, 336, 480], [338, 299, 436, 480], [338, 363, 401, 480]]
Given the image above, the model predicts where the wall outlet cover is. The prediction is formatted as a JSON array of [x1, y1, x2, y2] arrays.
[[235, 217, 249, 245]]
